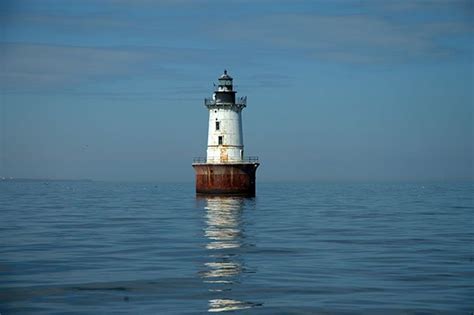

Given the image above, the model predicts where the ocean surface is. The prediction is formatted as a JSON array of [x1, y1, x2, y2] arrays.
[[0, 181, 472, 314]]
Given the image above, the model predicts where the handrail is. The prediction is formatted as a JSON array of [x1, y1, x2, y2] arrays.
[[204, 96, 247, 107], [193, 156, 259, 164]]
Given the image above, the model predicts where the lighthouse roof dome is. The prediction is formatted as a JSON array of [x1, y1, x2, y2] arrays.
[[219, 70, 233, 80]]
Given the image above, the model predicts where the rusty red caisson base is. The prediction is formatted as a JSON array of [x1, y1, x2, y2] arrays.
[[193, 161, 259, 196], [192, 71, 260, 196]]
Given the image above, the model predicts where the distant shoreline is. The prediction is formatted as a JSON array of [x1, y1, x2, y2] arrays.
[[0, 178, 93, 182]]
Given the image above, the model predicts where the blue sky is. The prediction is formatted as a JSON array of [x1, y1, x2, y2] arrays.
[[0, 0, 472, 182]]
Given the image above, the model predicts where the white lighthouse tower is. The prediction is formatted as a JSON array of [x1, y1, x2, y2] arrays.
[[193, 70, 259, 196], [206, 70, 245, 163]]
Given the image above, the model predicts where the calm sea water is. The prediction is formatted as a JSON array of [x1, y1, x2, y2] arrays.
[[0, 181, 472, 314]]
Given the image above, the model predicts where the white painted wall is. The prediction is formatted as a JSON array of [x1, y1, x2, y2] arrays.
[[206, 106, 244, 163]]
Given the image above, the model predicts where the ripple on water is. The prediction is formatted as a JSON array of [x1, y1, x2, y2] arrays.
[[0, 181, 472, 314]]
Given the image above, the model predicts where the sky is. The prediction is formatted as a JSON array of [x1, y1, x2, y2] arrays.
[[0, 0, 472, 182]]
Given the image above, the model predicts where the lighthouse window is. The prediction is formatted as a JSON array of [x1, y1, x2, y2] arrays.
[[218, 136, 223, 145], [215, 121, 220, 131]]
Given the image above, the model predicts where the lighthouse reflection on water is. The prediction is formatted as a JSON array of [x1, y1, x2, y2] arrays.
[[198, 196, 260, 312]]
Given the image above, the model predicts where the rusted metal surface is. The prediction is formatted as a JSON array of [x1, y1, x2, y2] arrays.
[[192, 163, 259, 196], [220, 146, 229, 162]]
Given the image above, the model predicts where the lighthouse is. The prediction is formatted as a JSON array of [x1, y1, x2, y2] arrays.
[[192, 70, 259, 196]]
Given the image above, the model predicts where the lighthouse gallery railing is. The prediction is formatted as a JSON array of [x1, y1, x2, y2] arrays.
[[204, 96, 247, 107], [193, 156, 259, 164]]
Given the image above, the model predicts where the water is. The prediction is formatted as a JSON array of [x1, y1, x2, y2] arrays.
[[0, 181, 472, 314]]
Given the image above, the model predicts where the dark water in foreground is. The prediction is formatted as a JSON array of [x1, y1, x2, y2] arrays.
[[0, 181, 472, 314]]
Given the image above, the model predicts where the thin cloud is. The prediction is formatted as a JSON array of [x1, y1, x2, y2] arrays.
[[211, 13, 473, 64], [0, 43, 222, 92], [0, 40, 282, 93], [0, 43, 153, 90]]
